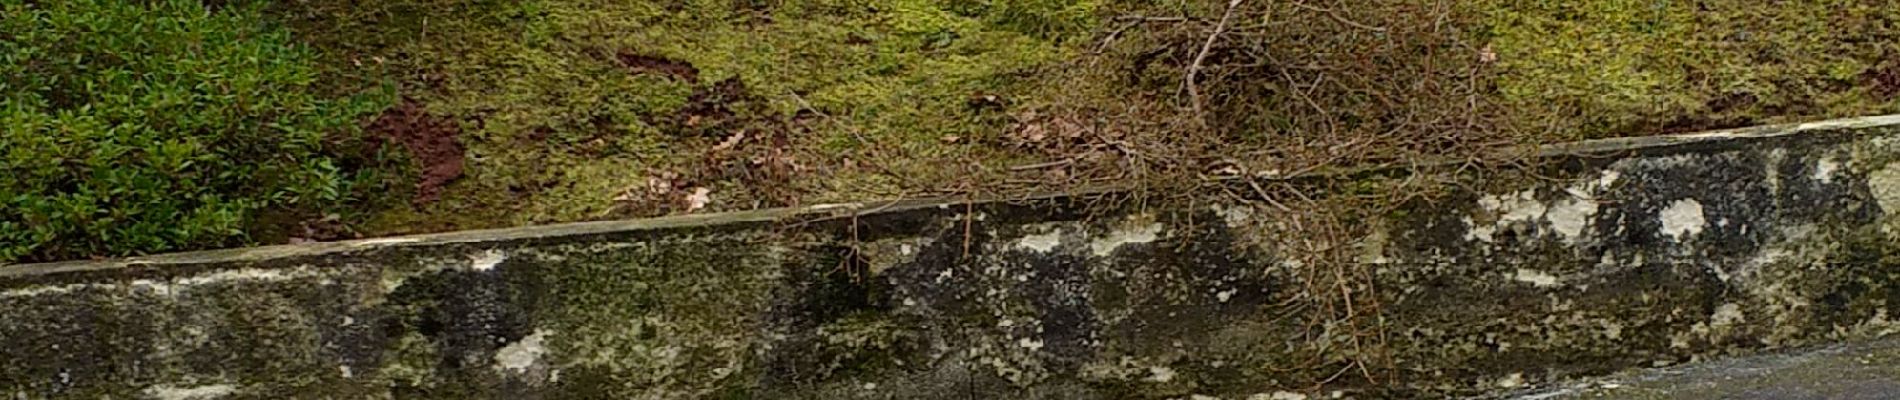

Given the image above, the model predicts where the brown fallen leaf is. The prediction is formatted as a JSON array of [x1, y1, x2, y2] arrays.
[[712, 130, 747, 151], [685, 187, 712, 211]]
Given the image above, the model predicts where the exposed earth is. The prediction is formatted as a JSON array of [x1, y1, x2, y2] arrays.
[[260, 0, 1900, 238]]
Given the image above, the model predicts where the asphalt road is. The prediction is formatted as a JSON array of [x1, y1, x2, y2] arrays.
[[1506, 336, 1900, 400]]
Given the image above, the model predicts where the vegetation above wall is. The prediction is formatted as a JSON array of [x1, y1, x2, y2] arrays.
[[2, 0, 1896, 262], [0, 0, 389, 262]]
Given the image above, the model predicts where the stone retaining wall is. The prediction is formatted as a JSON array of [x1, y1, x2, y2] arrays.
[[5, 116, 1899, 399]]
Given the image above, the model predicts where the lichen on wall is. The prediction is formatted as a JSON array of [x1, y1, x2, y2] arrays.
[[1, 119, 1899, 399]]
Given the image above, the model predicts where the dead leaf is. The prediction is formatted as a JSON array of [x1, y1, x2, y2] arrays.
[[1021, 124, 1047, 143], [1479, 45, 1498, 64], [685, 187, 712, 211], [715, 130, 748, 151], [612, 185, 639, 202], [647, 176, 671, 192], [1057, 118, 1085, 138]]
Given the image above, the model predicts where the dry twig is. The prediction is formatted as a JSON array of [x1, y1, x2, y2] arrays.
[[1008, 159, 1075, 171], [1187, 0, 1248, 119]]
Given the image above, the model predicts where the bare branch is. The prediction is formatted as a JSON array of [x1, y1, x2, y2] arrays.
[[1187, 0, 1248, 120], [1008, 159, 1075, 171]]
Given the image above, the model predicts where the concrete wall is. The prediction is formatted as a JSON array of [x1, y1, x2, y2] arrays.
[[4, 116, 1900, 399]]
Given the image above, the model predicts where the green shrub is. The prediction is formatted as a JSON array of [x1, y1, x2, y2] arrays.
[[0, 0, 384, 262]]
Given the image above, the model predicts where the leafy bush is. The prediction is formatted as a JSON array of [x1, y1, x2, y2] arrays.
[[0, 0, 384, 262]]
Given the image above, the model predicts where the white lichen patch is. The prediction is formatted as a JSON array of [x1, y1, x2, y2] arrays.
[[1869, 162, 1900, 214], [1495, 372, 1526, 389], [1015, 228, 1064, 253], [1812, 157, 1842, 183], [852, 237, 932, 274], [1513, 268, 1561, 287], [1763, 149, 1787, 199], [1462, 216, 1495, 242], [1480, 190, 1547, 227], [1468, 174, 1608, 244], [1545, 197, 1597, 243], [1352, 222, 1392, 264], [10, 266, 332, 299], [971, 343, 1050, 385], [0, 284, 87, 298], [1709, 303, 1745, 329], [1250, 391, 1309, 400], [1601, 320, 1625, 340], [169, 268, 300, 286], [384, 253, 506, 292], [1214, 204, 1254, 226], [1276, 259, 1306, 273], [142, 383, 237, 400], [1593, 170, 1622, 190], [494, 329, 551, 375], [1546, 170, 1617, 243], [1016, 337, 1045, 351], [1732, 246, 1795, 282], [1144, 366, 1177, 382], [1855, 308, 1899, 337], [1659, 199, 1707, 240], [1090, 222, 1163, 257], [469, 250, 507, 271]]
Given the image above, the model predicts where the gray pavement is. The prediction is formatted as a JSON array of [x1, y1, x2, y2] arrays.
[[1507, 336, 1900, 399]]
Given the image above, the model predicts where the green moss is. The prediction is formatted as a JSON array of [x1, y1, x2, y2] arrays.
[[9, 0, 1900, 259], [258, 0, 1899, 239], [0, 264, 399, 398], [267, 0, 1099, 235], [516, 237, 780, 398], [0, 0, 391, 262], [1480, 0, 1900, 139]]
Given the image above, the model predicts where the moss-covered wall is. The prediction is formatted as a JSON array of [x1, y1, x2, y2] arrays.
[[3, 116, 1899, 399]]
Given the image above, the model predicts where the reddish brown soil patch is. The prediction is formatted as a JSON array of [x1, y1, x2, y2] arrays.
[[616, 52, 698, 81], [673, 78, 763, 136], [1868, 62, 1900, 98], [368, 100, 465, 204], [1646, 92, 1761, 134], [701, 122, 804, 207], [1705, 91, 1759, 114]]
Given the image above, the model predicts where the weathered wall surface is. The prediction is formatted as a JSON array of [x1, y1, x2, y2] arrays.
[[4, 116, 1900, 399]]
